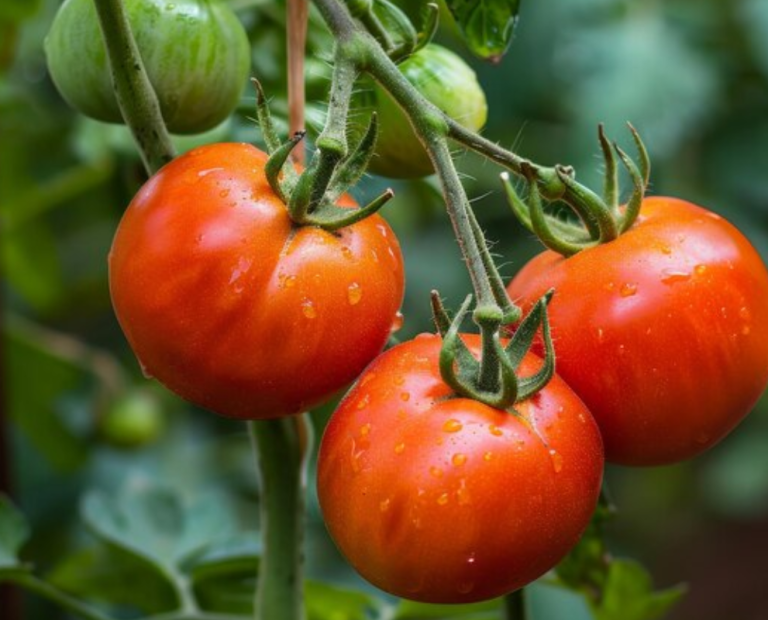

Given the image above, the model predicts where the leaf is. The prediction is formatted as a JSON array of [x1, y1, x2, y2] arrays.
[[191, 540, 260, 615], [0, 495, 30, 577], [594, 560, 686, 620], [305, 581, 383, 620], [48, 545, 178, 614], [3, 320, 90, 471], [444, 0, 521, 61], [81, 484, 242, 574]]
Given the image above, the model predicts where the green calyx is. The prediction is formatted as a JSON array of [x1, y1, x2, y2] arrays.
[[431, 290, 555, 410], [253, 79, 393, 232], [348, 0, 439, 62], [501, 124, 651, 257]]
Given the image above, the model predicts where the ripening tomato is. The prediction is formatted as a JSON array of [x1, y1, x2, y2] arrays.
[[508, 197, 768, 466], [317, 334, 603, 604], [45, 0, 250, 134], [109, 143, 404, 419]]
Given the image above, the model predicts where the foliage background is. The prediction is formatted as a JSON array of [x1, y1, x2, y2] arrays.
[[2, 0, 768, 618]]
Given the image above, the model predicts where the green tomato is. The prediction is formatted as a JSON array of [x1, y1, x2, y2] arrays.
[[361, 44, 488, 179], [100, 389, 164, 448], [45, 0, 250, 135]]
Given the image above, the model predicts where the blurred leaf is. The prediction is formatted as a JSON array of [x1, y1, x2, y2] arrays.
[[305, 581, 382, 620], [4, 320, 90, 471], [0, 495, 30, 577], [191, 540, 260, 614], [392, 597, 500, 619], [3, 224, 65, 311], [444, 0, 520, 61], [740, 0, 768, 81], [81, 484, 241, 574], [0, 0, 43, 23], [594, 560, 686, 620], [48, 545, 178, 613]]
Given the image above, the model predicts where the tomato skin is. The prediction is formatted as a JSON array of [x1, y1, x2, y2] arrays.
[[317, 334, 603, 604], [508, 197, 768, 466], [109, 143, 404, 419], [45, 0, 250, 134], [358, 44, 487, 179]]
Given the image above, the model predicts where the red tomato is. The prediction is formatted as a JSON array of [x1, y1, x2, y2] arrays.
[[317, 333, 603, 604], [508, 197, 768, 466], [109, 143, 405, 419]]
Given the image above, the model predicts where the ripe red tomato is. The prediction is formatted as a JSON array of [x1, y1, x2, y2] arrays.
[[109, 143, 405, 419], [508, 197, 768, 466], [317, 333, 603, 604]]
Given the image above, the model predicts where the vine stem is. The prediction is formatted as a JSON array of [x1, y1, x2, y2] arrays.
[[248, 416, 311, 620], [6, 574, 113, 620], [504, 588, 530, 620], [92, 0, 175, 175], [287, 0, 309, 164]]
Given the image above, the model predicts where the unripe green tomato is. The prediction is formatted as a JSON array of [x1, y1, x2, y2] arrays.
[[45, 0, 250, 135], [363, 44, 488, 179], [100, 389, 164, 448]]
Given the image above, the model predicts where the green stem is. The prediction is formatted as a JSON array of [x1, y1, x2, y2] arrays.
[[503, 588, 529, 620], [248, 417, 310, 620], [8, 573, 114, 620], [92, 0, 175, 175]]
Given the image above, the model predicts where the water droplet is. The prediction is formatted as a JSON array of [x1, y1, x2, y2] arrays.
[[618, 344, 626, 355], [219, 189, 230, 198], [400, 392, 411, 402], [301, 298, 317, 319], [720, 307, 728, 319], [660, 269, 690, 285], [742, 325, 751, 335], [394, 442, 405, 454], [347, 282, 363, 305], [467, 553, 476, 565], [341, 246, 353, 259], [139, 361, 153, 379], [549, 448, 563, 473], [577, 412, 586, 424], [483, 451, 493, 462], [739, 307, 751, 321], [696, 431, 710, 445], [596, 328, 605, 344], [694, 264, 707, 276], [430, 466, 443, 478], [457, 479, 470, 505], [198, 167, 224, 177], [360, 423, 371, 436], [281, 274, 297, 288], [356, 395, 370, 410], [371, 249, 379, 263], [397, 409, 407, 420], [379, 498, 390, 512], [488, 424, 503, 437], [390, 311, 404, 334], [452, 453, 467, 467], [195, 234, 205, 244], [457, 581, 475, 595], [437, 493, 449, 506], [659, 244, 672, 255], [394, 375, 405, 386], [620, 282, 638, 297], [443, 419, 463, 433], [603, 282, 615, 292]]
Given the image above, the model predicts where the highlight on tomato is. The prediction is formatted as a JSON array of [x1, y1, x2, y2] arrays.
[[317, 333, 604, 604], [508, 196, 768, 466], [109, 142, 405, 419]]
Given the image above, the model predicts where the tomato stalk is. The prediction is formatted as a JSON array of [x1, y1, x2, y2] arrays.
[[503, 588, 529, 620], [91, 0, 175, 176], [248, 416, 311, 620]]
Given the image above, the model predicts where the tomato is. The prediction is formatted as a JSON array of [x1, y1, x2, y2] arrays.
[[109, 143, 405, 419], [317, 333, 603, 604], [45, 0, 250, 135], [508, 197, 768, 466], [100, 389, 164, 448], [356, 44, 487, 179]]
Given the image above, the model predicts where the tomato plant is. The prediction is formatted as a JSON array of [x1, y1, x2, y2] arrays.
[[109, 142, 405, 419], [508, 196, 768, 466], [317, 333, 604, 604], [357, 43, 487, 178], [45, 0, 250, 134]]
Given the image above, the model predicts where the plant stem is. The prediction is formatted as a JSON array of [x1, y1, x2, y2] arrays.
[[248, 417, 310, 620], [93, 0, 175, 176], [287, 0, 309, 164], [504, 588, 529, 620], [8, 574, 114, 620]]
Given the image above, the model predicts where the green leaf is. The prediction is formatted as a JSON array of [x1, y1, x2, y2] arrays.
[[81, 484, 241, 574], [305, 581, 383, 620], [392, 597, 501, 619], [445, 0, 521, 61], [594, 560, 686, 620], [0, 495, 30, 577], [3, 320, 89, 471], [191, 541, 260, 614], [48, 545, 178, 614]]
